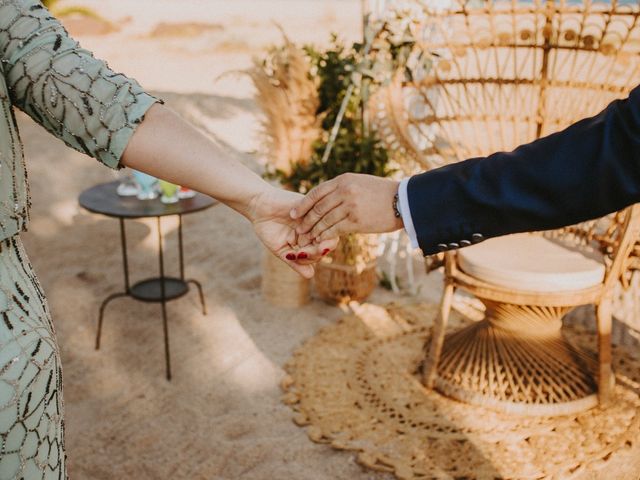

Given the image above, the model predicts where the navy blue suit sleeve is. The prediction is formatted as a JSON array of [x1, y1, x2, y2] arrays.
[[407, 84, 640, 256]]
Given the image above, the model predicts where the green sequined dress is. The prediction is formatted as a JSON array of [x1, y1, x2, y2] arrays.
[[0, 1, 159, 478]]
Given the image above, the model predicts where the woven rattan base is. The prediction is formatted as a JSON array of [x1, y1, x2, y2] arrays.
[[430, 302, 600, 416], [282, 303, 640, 480]]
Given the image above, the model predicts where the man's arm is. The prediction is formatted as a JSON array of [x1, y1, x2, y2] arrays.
[[293, 84, 640, 255], [406, 84, 640, 254]]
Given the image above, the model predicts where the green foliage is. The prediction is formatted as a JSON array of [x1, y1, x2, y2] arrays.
[[280, 128, 392, 194], [267, 37, 393, 193], [304, 37, 359, 131]]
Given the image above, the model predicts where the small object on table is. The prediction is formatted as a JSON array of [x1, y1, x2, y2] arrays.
[[116, 170, 139, 197], [178, 186, 196, 199], [132, 170, 159, 200], [78, 181, 218, 380], [159, 179, 179, 204]]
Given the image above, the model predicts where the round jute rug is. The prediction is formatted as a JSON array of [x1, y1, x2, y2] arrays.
[[281, 303, 640, 480]]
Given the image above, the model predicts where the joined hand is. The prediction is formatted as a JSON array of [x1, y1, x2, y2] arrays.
[[250, 187, 338, 279], [290, 173, 404, 247]]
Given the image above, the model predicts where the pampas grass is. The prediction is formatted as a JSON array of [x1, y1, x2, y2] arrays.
[[247, 34, 321, 176]]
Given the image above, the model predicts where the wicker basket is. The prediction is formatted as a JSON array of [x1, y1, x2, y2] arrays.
[[314, 234, 379, 304], [262, 249, 311, 308]]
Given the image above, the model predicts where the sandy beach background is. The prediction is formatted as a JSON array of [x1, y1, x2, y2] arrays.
[[18, 1, 438, 478]]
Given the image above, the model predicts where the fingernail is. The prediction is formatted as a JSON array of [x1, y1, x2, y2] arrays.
[[322, 249, 330, 256], [286, 253, 296, 261], [290, 208, 298, 219], [297, 252, 308, 260]]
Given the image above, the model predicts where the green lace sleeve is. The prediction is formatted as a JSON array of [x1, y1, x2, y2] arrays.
[[0, 0, 161, 169]]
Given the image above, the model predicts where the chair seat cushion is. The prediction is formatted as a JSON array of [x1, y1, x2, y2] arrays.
[[457, 234, 606, 292]]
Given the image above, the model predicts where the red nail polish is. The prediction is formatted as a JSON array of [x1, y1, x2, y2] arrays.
[[286, 253, 296, 261], [322, 249, 330, 256], [297, 252, 308, 260]]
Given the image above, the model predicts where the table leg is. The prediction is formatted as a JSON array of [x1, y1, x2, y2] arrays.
[[161, 299, 171, 381], [178, 214, 185, 281], [95, 219, 131, 349], [96, 292, 128, 350], [120, 218, 131, 293], [188, 279, 207, 315], [179, 215, 206, 315], [157, 216, 172, 381]]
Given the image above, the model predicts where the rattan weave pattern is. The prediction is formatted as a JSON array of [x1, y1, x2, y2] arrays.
[[371, 0, 640, 174], [282, 303, 640, 479]]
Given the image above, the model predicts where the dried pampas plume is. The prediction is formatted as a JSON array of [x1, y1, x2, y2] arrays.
[[246, 28, 321, 176]]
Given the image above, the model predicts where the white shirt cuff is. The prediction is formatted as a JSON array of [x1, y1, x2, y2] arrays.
[[398, 178, 419, 249]]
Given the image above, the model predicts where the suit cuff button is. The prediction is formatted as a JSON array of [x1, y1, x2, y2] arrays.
[[448, 242, 459, 249], [471, 233, 484, 243], [460, 240, 472, 247], [437, 243, 448, 252]]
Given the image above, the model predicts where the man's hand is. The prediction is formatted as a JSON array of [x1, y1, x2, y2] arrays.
[[290, 173, 404, 244], [249, 187, 338, 279]]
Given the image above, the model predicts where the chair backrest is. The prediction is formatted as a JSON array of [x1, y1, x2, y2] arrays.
[[373, 0, 640, 174], [373, 0, 640, 282]]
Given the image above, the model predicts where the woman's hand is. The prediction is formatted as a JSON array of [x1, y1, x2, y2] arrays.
[[249, 187, 338, 279]]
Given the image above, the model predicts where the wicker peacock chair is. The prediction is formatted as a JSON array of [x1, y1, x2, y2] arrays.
[[372, 0, 640, 416]]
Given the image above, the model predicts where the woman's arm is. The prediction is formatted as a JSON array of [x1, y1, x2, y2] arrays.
[[123, 105, 277, 221], [121, 104, 336, 278]]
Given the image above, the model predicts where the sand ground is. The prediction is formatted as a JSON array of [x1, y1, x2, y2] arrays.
[[18, 2, 439, 478]]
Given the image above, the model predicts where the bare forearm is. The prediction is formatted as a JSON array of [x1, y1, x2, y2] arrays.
[[118, 103, 339, 278], [121, 103, 269, 220]]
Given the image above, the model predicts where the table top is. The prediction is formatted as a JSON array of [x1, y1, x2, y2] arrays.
[[79, 181, 218, 219]]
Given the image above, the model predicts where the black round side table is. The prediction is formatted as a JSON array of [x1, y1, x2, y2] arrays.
[[79, 180, 218, 380]]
